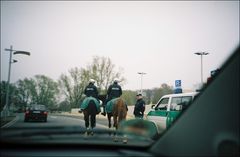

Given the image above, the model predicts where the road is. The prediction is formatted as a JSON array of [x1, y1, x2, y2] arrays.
[[2, 105, 152, 129], [3, 113, 109, 130]]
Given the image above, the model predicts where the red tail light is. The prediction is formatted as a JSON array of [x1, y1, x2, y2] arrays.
[[25, 111, 30, 114], [43, 111, 48, 115]]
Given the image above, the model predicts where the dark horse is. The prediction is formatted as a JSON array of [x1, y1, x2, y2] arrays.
[[81, 98, 100, 135]]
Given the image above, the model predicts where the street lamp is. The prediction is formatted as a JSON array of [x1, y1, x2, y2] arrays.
[[137, 72, 146, 94], [194, 52, 209, 86], [4, 45, 30, 115]]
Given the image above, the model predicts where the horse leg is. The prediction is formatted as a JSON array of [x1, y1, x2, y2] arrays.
[[107, 113, 112, 129], [83, 111, 90, 136], [83, 111, 89, 128], [90, 114, 96, 128], [113, 115, 118, 129]]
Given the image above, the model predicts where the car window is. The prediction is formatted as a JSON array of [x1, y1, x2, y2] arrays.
[[170, 96, 192, 111], [155, 98, 169, 110]]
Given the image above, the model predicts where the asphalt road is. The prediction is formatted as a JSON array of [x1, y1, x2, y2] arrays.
[[2, 105, 152, 129], [3, 113, 109, 130]]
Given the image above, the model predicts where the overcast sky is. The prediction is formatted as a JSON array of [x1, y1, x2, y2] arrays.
[[1, 1, 239, 91]]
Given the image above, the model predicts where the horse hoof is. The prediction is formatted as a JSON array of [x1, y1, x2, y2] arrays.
[[122, 135, 128, 144], [114, 138, 118, 142], [84, 132, 88, 138], [90, 131, 94, 136]]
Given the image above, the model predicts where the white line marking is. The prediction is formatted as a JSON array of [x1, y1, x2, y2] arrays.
[[1, 115, 19, 128]]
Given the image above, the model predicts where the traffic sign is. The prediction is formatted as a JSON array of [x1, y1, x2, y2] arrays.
[[175, 80, 181, 87]]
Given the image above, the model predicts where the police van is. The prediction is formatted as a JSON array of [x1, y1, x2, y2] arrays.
[[146, 92, 199, 134]]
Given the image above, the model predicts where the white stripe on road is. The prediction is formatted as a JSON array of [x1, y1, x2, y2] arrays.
[[1, 115, 19, 128]]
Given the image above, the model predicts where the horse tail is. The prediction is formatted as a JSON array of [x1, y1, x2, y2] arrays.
[[87, 100, 97, 115], [118, 98, 127, 121], [113, 98, 127, 128]]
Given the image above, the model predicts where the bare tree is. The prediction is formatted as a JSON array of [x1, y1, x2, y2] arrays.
[[87, 56, 126, 93], [58, 67, 89, 108]]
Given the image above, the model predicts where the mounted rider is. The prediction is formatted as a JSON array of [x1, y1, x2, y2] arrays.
[[81, 79, 100, 135], [84, 79, 99, 99], [80, 79, 99, 113], [101, 78, 122, 116]]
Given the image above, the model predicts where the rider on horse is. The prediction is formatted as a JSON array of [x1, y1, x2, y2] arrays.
[[81, 79, 100, 135], [101, 78, 122, 116], [84, 79, 98, 99]]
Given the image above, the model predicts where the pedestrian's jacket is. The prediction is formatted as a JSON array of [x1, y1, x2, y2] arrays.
[[133, 99, 145, 117], [107, 83, 122, 100], [84, 83, 98, 99]]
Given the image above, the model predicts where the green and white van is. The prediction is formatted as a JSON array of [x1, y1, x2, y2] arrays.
[[146, 92, 199, 134]]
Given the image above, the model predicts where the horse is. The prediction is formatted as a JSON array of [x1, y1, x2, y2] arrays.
[[80, 97, 101, 135], [105, 97, 128, 130]]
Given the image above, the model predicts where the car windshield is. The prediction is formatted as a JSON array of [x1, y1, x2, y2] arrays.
[[30, 105, 46, 110], [1, 1, 239, 148]]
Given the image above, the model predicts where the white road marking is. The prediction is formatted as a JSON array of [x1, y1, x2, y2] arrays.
[[1, 115, 19, 128]]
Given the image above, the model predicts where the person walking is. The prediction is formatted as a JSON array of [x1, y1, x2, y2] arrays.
[[133, 93, 145, 119]]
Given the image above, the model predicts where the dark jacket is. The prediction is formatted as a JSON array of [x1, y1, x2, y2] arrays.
[[84, 83, 98, 99], [133, 99, 145, 117], [107, 83, 122, 100]]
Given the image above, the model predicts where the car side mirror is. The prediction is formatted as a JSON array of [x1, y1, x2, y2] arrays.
[[151, 104, 155, 109]]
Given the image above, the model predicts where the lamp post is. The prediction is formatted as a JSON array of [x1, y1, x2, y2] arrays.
[[137, 72, 146, 94], [194, 52, 209, 86], [4, 45, 30, 115]]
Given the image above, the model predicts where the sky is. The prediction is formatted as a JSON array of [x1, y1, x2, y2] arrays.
[[1, 1, 239, 91]]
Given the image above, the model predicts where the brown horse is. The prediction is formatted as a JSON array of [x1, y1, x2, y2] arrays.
[[107, 98, 128, 130]]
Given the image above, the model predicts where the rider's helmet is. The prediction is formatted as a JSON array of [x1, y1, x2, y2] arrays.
[[136, 92, 143, 96], [113, 78, 119, 84], [89, 79, 95, 84]]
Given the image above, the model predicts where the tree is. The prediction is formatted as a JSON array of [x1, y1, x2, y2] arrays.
[[16, 75, 59, 110], [121, 90, 137, 106], [14, 78, 34, 110], [143, 89, 153, 104], [152, 83, 174, 104], [58, 100, 71, 112], [0, 81, 18, 111], [58, 67, 89, 109], [87, 56, 126, 94], [58, 56, 126, 109]]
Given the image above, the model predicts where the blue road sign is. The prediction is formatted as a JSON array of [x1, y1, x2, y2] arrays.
[[175, 80, 181, 87]]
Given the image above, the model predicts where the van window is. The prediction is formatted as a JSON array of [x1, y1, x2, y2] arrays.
[[155, 98, 169, 110], [170, 96, 192, 111]]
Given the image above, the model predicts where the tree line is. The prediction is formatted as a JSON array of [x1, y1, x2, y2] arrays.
[[1, 56, 173, 112]]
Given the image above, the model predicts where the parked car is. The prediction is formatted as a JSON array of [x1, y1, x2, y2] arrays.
[[146, 92, 199, 133], [24, 104, 48, 122]]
